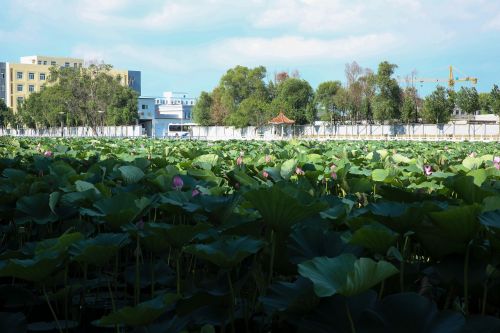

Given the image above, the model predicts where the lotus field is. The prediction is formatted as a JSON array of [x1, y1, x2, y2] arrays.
[[2, 136, 500, 333]]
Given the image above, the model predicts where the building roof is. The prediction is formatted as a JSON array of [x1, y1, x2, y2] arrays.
[[269, 112, 295, 124]]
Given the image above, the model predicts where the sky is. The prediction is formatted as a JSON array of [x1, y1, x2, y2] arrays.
[[1, 0, 499, 98]]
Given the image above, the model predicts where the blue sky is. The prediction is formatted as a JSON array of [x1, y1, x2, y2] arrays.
[[1, 0, 499, 98]]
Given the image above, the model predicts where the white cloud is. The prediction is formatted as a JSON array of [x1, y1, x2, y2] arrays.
[[208, 34, 399, 67]]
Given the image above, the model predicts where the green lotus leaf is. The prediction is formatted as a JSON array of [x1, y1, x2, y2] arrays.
[[93, 192, 147, 229], [0, 252, 61, 282], [118, 165, 145, 184], [35, 232, 84, 256], [144, 222, 211, 251], [371, 169, 390, 182], [74, 180, 100, 194], [69, 233, 129, 266], [183, 235, 264, 268], [428, 205, 481, 246], [16, 193, 58, 224], [98, 293, 180, 327], [298, 254, 398, 297], [280, 159, 298, 180], [192, 154, 219, 170], [466, 169, 488, 187], [462, 156, 482, 170], [260, 277, 319, 314], [359, 292, 464, 332], [479, 209, 500, 229], [244, 184, 327, 233], [350, 223, 399, 254]]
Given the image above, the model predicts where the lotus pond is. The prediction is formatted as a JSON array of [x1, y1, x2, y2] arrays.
[[1, 137, 500, 333]]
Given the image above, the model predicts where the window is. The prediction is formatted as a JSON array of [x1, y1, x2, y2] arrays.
[[43, 61, 47, 65], [17, 97, 24, 103], [142, 104, 148, 110], [51, 61, 56, 66], [1, 73, 4, 79], [65, 62, 69, 67], [17, 72, 23, 79], [29, 72, 35, 80], [39, 73, 46, 80], [29, 85, 35, 92], [17, 84, 23, 92], [74, 63, 78, 68], [38, 60, 42, 65]]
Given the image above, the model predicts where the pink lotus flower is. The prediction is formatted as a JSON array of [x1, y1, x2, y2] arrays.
[[295, 167, 305, 176], [423, 165, 433, 176], [44, 150, 52, 157], [331, 172, 338, 180], [192, 188, 200, 197], [494, 156, 500, 170], [172, 175, 184, 190], [265, 155, 271, 163], [262, 170, 269, 178], [236, 156, 243, 166], [330, 164, 337, 171]]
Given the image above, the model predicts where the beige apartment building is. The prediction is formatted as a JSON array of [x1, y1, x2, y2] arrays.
[[0, 55, 141, 112]]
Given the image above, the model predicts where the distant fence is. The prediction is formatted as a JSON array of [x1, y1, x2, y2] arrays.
[[0, 125, 144, 138], [191, 123, 500, 141]]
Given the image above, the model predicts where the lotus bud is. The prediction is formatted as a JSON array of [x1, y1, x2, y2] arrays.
[[295, 167, 305, 175], [423, 165, 433, 176], [192, 188, 200, 197], [44, 150, 52, 157], [494, 156, 500, 164], [236, 156, 243, 166], [265, 155, 271, 163], [331, 172, 337, 180], [330, 163, 337, 171], [469, 152, 477, 158], [262, 170, 269, 178], [172, 175, 184, 190]]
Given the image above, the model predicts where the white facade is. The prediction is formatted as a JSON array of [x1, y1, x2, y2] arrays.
[[138, 91, 197, 137]]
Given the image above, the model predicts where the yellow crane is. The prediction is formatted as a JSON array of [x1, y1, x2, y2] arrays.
[[402, 66, 478, 89]]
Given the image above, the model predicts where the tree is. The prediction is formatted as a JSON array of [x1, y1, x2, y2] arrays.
[[272, 78, 315, 125], [193, 91, 213, 125], [478, 92, 491, 114], [372, 61, 402, 123], [227, 97, 270, 128], [491, 85, 500, 116], [422, 86, 454, 124], [332, 86, 351, 123], [18, 64, 138, 130], [456, 87, 480, 117], [401, 87, 419, 123], [0, 99, 16, 127], [315, 81, 342, 123]]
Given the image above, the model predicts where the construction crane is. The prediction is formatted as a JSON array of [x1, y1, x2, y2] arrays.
[[400, 66, 478, 89]]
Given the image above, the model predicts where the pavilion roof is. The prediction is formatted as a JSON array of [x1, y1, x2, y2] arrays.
[[268, 112, 295, 125]]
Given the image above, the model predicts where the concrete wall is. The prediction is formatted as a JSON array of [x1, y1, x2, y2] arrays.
[[191, 123, 500, 141], [0, 125, 144, 137]]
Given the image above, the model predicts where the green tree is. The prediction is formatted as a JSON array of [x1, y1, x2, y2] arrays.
[[478, 92, 491, 114], [272, 78, 315, 125], [372, 61, 402, 123], [422, 86, 454, 124], [456, 87, 480, 117], [193, 91, 213, 125], [315, 81, 342, 123], [227, 97, 270, 128], [491, 84, 500, 116], [19, 64, 138, 130], [0, 99, 16, 127], [401, 87, 419, 123]]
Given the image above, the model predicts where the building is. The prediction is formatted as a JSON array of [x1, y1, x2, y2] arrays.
[[138, 91, 196, 137], [2, 55, 141, 112], [0, 62, 6, 103]]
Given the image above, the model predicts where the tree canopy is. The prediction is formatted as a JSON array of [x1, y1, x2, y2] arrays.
[[16, 64, 138, 130]]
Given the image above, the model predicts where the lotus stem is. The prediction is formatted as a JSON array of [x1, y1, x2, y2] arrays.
[[227, 271, 236, 333], [464, 242, 471, 315], [482, 281, 488, 316], [176, 256, 181, 295], [268, 230, 276, 286], [135, 236, 141, 305], [107, 280, 119, 333], [43, 285, 63, 333], [400, 236, 410, 292], [345, 301, 356, 333], [378, 279, 385, 300]]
